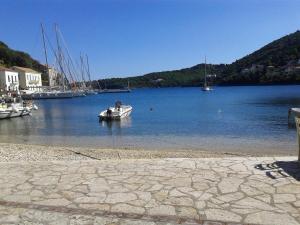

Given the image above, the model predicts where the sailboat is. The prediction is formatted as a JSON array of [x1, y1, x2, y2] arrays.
[[82, 54, 97, 95], [21, 24, 73, 100], [202, 56, 213, 91]]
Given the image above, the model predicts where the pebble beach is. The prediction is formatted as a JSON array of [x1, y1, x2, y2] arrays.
[[0, 142, 296, 163]]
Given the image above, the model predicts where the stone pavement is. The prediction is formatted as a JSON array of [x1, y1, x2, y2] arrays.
[[0, 157, 299, 225]]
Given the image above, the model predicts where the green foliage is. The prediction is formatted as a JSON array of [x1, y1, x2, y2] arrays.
[[0, 41, 45, 72], [98, 64, 228, 88], [216, 30, 300, 85]]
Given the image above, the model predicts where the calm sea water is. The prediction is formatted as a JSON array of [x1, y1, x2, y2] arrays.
[[1, 85, 300, 154]]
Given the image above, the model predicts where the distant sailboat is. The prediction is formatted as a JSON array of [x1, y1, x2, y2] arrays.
[[202, 56, 213, 91]]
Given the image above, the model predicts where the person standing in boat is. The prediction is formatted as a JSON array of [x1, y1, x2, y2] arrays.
[[106, 108, 112, 117], [115, 101, 122, 111]]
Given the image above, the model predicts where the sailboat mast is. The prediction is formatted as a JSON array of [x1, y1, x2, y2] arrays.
[[204, 56, 207, 87], [80, 53, 86, 88], [54, 24, 65, 91], [41, 23, 49, 77], [85, 55, 92, 83], [66, 58, 77, 89], [97, 80, 102, 90]]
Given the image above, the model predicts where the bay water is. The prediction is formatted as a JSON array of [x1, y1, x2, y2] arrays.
[[1, 85, 299, 154]]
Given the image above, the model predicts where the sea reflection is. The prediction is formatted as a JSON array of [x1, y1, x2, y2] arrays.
[[99, 117, 132, 136], [0, 115, 35, 136]]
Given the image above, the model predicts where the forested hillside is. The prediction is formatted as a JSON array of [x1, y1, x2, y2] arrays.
[[0, 41, 45, 72]]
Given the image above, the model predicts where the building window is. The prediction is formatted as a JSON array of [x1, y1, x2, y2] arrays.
[[8, 75, 10, 82]]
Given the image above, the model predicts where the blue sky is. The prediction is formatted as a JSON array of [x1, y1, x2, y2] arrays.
[[0, 0, 300, 79]]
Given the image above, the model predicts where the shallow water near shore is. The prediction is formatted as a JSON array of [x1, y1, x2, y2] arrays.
[[0, 86, 299, 154]]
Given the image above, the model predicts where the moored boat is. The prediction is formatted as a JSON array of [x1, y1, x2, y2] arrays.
[[99, 101, 132, 120], [201, 56, 214, 92], [72, 90, 86, 97], [0, 96, 38, 119], [202, 85, 213, 91], [98, 88, 131, 94], [21, 90, 74, 100], [85, 89, 98, 95]]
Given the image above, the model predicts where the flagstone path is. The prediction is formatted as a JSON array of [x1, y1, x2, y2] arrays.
[[0, 157, 299, 225]]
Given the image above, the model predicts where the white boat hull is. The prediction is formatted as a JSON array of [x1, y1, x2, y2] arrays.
[[202, 86, 213, 91], [0, 109, 30, 119], [0, 101, 38, 119], [22, 92, 74, 99], [85, 90, 98, 95], [72, 91, 86, 97], [99, 105, 132, 120]]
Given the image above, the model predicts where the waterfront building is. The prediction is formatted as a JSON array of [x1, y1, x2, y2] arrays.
[[12, 66, 42, 90], [0, 66, 19, 91], [47, 66, 60, 87]]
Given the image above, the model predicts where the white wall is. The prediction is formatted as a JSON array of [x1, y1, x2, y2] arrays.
[[0, 71, 19, 91], [25, 72, 42, 88], [18, 71, 42, 90]]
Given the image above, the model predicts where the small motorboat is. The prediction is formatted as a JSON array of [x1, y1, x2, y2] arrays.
[[99, 101, 132, 120], [0, 97, 38, 119]]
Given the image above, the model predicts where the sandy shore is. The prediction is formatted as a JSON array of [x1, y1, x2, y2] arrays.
[[0, 142, 296, 162]]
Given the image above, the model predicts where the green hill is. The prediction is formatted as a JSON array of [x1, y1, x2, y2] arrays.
[[219, 30, 300, 85], [98, 64, 227, 89], [99, 31, 300, 88], [0, 41, 45, 72]]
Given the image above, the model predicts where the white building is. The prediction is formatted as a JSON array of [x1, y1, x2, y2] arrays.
[[12, 66, 42, 90], [0, 66, 19, 91], [47, 66, 60, 87]]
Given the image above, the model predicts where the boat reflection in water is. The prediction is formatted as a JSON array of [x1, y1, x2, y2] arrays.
[[99, 117, 132, 136]]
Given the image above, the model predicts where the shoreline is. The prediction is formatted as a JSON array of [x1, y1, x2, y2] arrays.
[[0, 142, 297, 162]]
